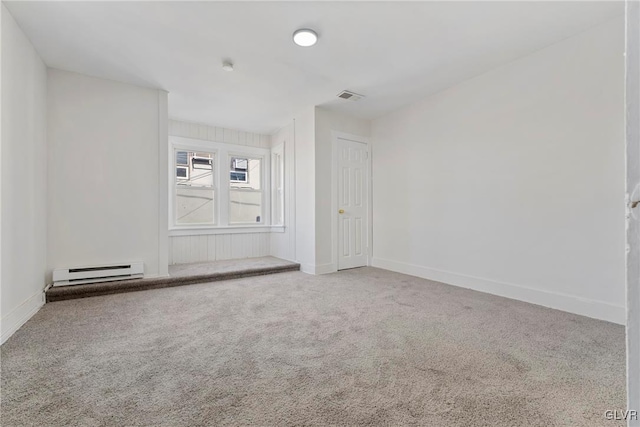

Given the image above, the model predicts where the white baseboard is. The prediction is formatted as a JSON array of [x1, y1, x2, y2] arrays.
[[299, 263, 337, 275], [315, 263, 337, 275], [1, 291, 45, 345], [299, 263, 315, 274], [371, 257, 625, 325]]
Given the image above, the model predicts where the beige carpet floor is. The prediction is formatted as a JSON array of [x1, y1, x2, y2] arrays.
[[168, 256, 298, 277], [1, 267, 626, 426]]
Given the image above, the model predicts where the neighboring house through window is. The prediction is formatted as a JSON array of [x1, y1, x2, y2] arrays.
[[229, 156, 262, 224], [174, 151, 216, 225]]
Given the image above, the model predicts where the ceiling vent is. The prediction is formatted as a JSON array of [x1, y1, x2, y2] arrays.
[[337, 90, 364, 101]]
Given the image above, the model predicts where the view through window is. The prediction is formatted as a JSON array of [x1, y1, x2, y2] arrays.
[[175, 151, 215, 225], [229, 157, 262, 223]]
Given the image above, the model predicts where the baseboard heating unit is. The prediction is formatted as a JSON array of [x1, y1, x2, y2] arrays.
[[52, 262, 144, 287]]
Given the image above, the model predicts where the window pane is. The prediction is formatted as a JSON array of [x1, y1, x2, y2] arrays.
[[230, 157, 261, 190], [176, 187, 214, 224], [176, 151, 189, 165], [229, 190, 262, 224], [176, 151, 214, 188], [176, 166, 188, 180], [230, 171, 247, 182]]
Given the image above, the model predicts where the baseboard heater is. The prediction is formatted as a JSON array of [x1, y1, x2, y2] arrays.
[[52, 262, 144, 287]]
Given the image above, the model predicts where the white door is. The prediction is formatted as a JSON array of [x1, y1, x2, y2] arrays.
[[627, 1, 640, 422], [338, 137, 369, 270]]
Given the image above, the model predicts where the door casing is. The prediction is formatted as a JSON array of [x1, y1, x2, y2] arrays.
[[626, 0, 640, 422]]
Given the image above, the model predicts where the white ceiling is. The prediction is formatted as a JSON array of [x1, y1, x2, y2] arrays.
[[5, 1, 624, 134]]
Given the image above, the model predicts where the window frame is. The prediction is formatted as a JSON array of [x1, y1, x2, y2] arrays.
[[271, 143, 285, 226], [169, 136, 272, 233]]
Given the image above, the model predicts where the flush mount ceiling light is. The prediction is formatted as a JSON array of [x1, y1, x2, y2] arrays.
[[222, 61, 234, 72], [293, 29, 318, 47]]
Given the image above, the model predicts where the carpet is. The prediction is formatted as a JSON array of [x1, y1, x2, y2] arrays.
[[1, 267, 626, 426]]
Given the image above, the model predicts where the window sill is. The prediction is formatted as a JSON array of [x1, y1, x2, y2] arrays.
[[169, 225, 285, 237]]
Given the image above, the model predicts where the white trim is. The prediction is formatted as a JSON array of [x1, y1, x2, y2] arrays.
[[299, 263, 315, 274], [1, 291, 45, 345], [371, 257, 625, 325], [271, 142, 285, 227], [626, 0, 640, 416], [331, 131, 372, 272], [270, 225, 286, 233], [315, 263, 337, 275], [169, 225, 282, 236], [291, 120, 298, 267], [217, 147, 228, 226], [158, 90, 169, 277]]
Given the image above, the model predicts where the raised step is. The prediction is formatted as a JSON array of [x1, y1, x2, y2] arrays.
[[46, 257, 300, 302]]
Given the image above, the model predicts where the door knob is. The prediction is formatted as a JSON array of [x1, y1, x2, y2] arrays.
[[338, 209, 345, 214]]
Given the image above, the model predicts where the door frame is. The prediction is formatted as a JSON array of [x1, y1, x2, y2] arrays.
[[331, 131, 373, 271], [626, 0, 640, 422]]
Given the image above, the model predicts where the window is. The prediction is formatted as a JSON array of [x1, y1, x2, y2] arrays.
[[271, 144, 284, 226], [192, 156, 213, 170], [176, 151, 190, 181], [229, 156, 263, 224], [230, 171, 247, 182], [170, 137, 276, 231], [174, 150, 216, 225]]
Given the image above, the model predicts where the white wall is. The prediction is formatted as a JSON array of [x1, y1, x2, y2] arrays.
[[293, 107, 316, 272], [169, 233, 271, 264], [371, 18, 626, 324], [270, 121, 296, 261], [1, 5, 48, 343], [169, 119, 271, 149], [47, 69, 168, 279], [314, 107, 371, 272]]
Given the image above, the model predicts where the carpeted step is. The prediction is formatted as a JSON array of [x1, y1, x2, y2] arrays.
[[46, 261, 300, 302]]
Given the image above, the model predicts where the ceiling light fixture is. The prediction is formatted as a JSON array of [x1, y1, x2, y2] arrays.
[[222, 61, 234, 72], [293, 29, 318, 47]]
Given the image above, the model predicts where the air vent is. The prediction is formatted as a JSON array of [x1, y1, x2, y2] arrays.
[[337, 90, 364, 101]]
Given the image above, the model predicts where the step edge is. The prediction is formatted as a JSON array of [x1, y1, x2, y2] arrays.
[[46, 264, 300, 302]]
